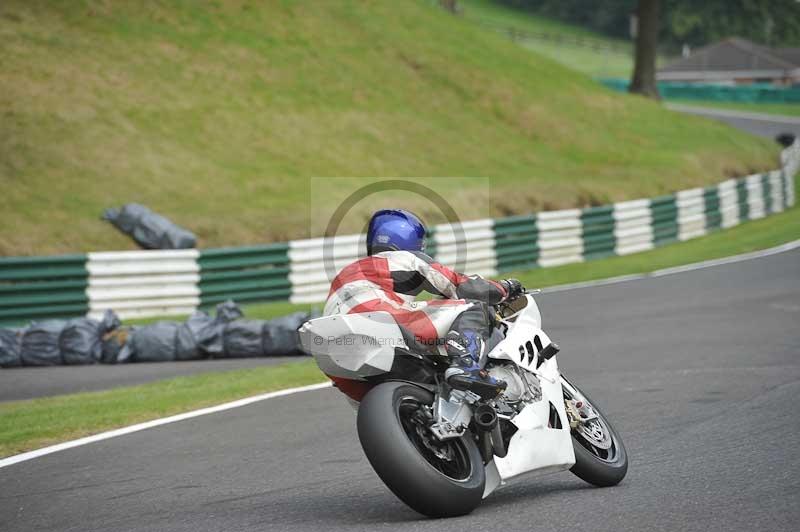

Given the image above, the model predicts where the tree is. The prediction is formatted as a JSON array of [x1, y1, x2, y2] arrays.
[[629, 0, 660, 99], [440, 0, 460, 14], [662, 0, 800, 50]]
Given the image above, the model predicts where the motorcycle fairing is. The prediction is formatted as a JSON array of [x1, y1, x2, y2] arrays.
[[482, 295, 575, 495], [299, 312, 407, 379]]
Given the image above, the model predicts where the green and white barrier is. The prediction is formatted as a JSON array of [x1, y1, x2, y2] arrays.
[[0, 255, 89, 325], [431, 219, 498, 277], [0, 142, 797, 323], [613, 200, 652, 255], [86, 250, 200, 319], [198, 243, 291, 307], [288, 235, 361, 304], [600, 79, 800, 104]]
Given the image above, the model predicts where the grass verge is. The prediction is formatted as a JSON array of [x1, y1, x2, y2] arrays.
[[2, 199, 797, 458]]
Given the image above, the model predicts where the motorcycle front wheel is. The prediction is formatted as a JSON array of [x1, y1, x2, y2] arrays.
[[357, 381, 485, 517], [562, 376, 628, 487]]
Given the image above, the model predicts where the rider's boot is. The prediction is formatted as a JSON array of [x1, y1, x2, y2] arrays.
[[444, 330, 506, 399]]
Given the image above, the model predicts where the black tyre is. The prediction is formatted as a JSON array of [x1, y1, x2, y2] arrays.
[[562, 377, 628, 487], [357, 381, 485, 517]]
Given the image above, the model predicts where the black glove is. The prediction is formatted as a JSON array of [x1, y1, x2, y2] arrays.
[[500, 278, 524, 301]]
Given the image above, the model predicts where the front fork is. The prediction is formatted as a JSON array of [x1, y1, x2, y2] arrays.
[[561, 376, 600, 429]]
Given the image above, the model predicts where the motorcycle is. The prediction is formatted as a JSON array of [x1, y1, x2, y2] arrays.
[[299, 290, 628, 517]]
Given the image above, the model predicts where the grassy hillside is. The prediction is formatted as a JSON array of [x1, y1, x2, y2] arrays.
[[0, 0, 778, 255]]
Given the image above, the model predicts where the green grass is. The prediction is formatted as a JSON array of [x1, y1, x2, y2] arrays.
[[516, 39, 638, 79], [0, 0, 778, 255], [670, 100, 800, 118], [459, 0, 651, 78], [459, 0, 630, 44], [124, 300, 319, 326], [0, 360, 325, 458], [3, 197, 798, 457]]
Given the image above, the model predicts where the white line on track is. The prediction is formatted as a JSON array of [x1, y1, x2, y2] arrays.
[[542, 238, 800, 293], [650, 239, 800, 275], [2, 238, 799, 469], [0, 381, 332, 469]]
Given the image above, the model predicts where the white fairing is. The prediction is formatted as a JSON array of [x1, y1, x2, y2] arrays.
[[483, 295, 575, 496], [299, 312, 407, 380]]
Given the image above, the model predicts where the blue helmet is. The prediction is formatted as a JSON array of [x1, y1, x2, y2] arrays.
[[366, 209, 426, 255]]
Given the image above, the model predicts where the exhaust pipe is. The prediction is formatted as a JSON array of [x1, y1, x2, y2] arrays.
[[473, 405, 508, 459]]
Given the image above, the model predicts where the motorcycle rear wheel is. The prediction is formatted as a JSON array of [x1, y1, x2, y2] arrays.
[[562, 377, 628, 487], [357, 381, 485, 517]]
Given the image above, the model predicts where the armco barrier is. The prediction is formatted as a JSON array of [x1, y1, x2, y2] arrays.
[[86, 250, 200, 320], [600, 79, 800, 104], [0, 255, 88, 324], [432, 219, 497, 278], [198, 243, 291, 307], [288, 235, 361, 304], [1, 141, 797, 323], [493, 214, 538, 272]]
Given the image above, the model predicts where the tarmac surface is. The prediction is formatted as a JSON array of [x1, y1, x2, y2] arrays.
[[2, 246, 799, 532], [667, 103, 800, 139]]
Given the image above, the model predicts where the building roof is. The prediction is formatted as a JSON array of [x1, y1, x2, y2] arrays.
[[772, 47, 800, 67], [658, 38, 800, 80]]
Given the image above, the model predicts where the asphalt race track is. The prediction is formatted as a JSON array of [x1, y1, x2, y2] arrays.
[[667, 104, 800, 139], [2, 246, 799, 531]]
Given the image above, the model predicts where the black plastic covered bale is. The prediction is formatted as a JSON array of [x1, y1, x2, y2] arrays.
[[124, 322, 180, 363], [1, 304, 316, 366], [115, 302, 246, 363], [102, 203, 196, 250], [60, 319, 103, 365], [192, 301, 246, 357], [221, 320, 265, 358], [121, 315, 219, 363], [0, 328, 22, 368], [20, 321, 65, 366], [215, 300, 244, 322], [17, 310, 121, 366], [263, 311, 314, 356], [101, 328, 130, 364], [175, 312, 219, 361], [220, 311, 315, 358]]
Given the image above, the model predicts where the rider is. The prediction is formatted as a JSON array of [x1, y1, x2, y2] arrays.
[[323, 209, 523, 400]]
